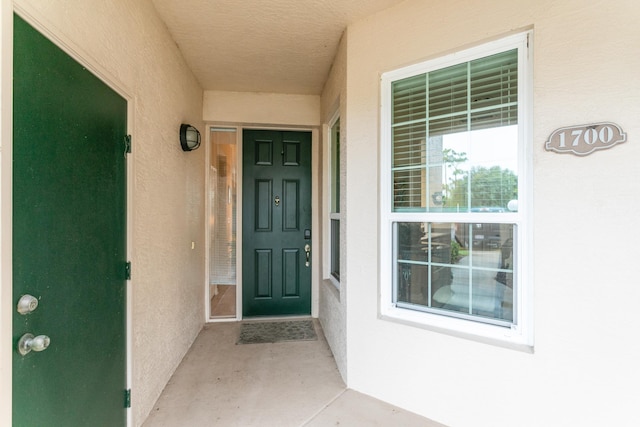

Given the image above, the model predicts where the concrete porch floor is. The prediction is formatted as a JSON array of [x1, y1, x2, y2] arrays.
[[142, 319, 445, 427]]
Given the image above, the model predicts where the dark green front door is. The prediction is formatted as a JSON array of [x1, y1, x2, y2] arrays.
[[12, 15, 127, 427], [242, 130, 312, 316]]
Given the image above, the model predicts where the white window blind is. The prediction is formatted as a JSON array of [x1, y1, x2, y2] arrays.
[[391, 49, 518, 212]]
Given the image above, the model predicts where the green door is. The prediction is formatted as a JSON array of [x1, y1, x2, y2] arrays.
[[242, 130, 312, 316], [12, 15, 127, 427]]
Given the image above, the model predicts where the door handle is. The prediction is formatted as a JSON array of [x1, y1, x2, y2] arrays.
[[18, 333, 50, 356], [304, 244, 311, 267]]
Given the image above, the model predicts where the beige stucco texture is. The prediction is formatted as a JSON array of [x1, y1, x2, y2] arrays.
[[338, 1, 640, 426]]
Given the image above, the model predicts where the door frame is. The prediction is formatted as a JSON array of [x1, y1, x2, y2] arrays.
[[205, 125, 320, 322], [0, 4, 135, 426]]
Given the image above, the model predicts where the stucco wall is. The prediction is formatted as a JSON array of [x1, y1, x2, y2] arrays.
[[344, 1, 640, 426], [319, 32, 348, 381], [8, 1, 206, 425], [203, 90, 320, 126]]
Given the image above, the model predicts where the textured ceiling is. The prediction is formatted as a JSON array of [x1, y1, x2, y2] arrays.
[[151, 0, 405, 95]]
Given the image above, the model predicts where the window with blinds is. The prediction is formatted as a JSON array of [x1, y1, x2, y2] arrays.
[[381, 33, 532, 343], [391, 49, 518, 212], [209, 128, 238, 319]]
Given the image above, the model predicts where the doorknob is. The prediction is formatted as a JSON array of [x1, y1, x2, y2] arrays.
[[17, 294, 39, 315], [18, 333, 50, 356], [304, 244, 311, 267]]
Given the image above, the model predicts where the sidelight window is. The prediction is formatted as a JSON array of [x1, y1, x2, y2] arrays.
[[209, 127, 238, 319]]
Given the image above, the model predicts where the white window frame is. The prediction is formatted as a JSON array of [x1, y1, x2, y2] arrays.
[[379, 32, 533, 350], [323, 110, 341, 288]]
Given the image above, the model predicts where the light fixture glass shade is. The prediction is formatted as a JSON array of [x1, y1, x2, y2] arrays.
[[180, 123, 201, 151]]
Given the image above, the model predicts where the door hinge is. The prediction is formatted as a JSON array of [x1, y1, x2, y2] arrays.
[[125, 261, 132, 280], [124, 135, 132, 154], [124, 389, 131, 408]]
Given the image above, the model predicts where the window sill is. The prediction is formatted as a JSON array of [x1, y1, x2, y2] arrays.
[[379, 306, 533, 353]]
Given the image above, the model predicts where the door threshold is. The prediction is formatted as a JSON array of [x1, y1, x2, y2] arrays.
[[207, 316, 239, 323], [241, 315, 314, 322]]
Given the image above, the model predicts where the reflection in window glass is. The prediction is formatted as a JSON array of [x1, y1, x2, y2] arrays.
[[209, 128, 237, 319], [393, 127, 518, 213], [330, 219, 340, 280], [330, 118, 341, 282], [392, 48, 519, 213], [394, 222, 514, 324]]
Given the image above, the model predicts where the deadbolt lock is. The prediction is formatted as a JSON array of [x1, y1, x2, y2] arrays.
[[17, 294, 39, 315]]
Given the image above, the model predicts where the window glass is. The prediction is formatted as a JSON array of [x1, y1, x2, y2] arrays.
[[330, 118, 341, 282], [209, 127, 238, 319], [331, 119, 340, 213], [392, 49, 518, 214], [394, 222, 514, 325], [382, 33, 530, 337], [330, 219, 340, 281]]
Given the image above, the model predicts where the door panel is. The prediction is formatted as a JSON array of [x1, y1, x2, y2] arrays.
[[255, 179, 273, 231], [12, 15, 127, 427], [283, 179, 300, 230], [242, 130, 311, 316]]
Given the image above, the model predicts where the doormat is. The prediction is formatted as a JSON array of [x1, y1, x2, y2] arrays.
[[237, 320, 317, 344]]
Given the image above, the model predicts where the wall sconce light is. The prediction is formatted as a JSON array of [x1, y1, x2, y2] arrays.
[[180, 123, 201, 151]]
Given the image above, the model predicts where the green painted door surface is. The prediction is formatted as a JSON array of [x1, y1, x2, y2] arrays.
[[12, 15, 127, 427], [242, 130, 312, 316]]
